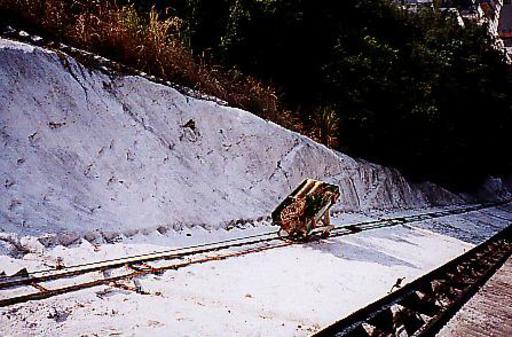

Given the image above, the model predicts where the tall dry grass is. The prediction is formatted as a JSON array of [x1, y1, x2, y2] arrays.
[[313, 106, 340, 148], [0, 0, 335, 144], [0, 1, 284, 120]]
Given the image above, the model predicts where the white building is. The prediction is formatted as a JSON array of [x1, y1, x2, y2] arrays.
[[394, 0, 434, 12]]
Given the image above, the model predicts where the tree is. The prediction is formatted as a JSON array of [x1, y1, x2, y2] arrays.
[[148, 0, 512, 188]]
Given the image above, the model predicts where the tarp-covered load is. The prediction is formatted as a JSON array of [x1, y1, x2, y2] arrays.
[[272, 179, 340, 240]]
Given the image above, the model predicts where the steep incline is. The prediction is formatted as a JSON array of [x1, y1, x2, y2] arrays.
[[0, 39, 461, 237]]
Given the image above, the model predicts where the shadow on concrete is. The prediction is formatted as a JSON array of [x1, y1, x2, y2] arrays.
[[306, 239, 418, 269]]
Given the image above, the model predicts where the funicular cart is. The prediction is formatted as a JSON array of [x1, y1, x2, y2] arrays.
[[272, 179, 340, 241]]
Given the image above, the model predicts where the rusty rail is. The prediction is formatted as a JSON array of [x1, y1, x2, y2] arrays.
[[0, 200, 510, 307]]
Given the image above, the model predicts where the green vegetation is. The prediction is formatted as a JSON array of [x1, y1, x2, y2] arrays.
[[1, 0, 511, 188]]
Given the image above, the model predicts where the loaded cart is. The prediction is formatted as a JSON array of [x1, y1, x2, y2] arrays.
[[272, 178, 340, 241]]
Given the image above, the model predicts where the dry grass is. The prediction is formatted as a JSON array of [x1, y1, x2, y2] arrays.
[[0, 0, 333, 144], [312, 106, 340, 148]]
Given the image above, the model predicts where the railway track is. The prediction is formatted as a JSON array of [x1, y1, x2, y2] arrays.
[[312, 223, 512, 337], [0, 201, 510, 308]]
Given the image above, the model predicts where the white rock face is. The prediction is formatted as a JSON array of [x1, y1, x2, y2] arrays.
[[0, 39, 462, 237]]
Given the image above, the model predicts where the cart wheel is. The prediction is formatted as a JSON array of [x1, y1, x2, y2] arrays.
[[320, 225, 334, 239], [278, 228, 288, 239]]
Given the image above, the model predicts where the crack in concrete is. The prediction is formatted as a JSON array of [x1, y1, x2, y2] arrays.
[[57, 53, 90, 106], [268, 139, 302, 188], [119, 101, 176, 152]]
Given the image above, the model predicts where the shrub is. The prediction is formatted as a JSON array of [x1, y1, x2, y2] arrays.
[[175, 0, 512, 187]]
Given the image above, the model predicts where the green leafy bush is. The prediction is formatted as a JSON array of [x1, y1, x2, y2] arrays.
[[175, 0, 512, 188]]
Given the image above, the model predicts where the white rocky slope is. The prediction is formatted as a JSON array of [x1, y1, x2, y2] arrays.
[[0, 38, 464, 239]]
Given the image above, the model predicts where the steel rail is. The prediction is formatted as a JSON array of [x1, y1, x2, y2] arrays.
[[0, 232, 283, 290], [1, 200, 506, 290], [9, 230, 281, 277], [0, 241, 292, 307], [0, 201, 510, 307]]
